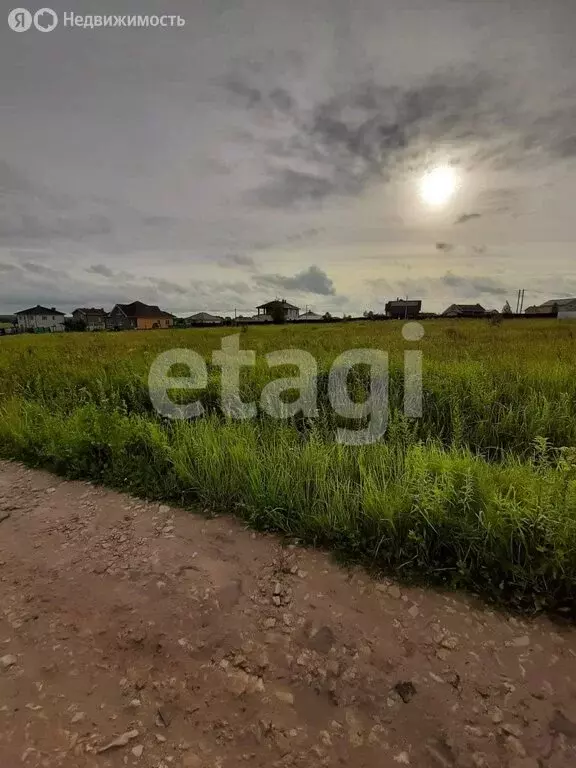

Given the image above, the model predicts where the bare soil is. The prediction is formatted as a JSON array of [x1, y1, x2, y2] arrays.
[[1, 461, 576, 768]]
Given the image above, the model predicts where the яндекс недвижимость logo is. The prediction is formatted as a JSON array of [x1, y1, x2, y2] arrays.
[[8, 7, 58, 31]]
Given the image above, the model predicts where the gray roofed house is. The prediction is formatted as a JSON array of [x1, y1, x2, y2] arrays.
[[185, 312, 224, 326], [442, 303, 486, 318]]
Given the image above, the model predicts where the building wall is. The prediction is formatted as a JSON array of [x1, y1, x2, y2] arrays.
[[135, 317, 173, 330], [286, 308, 299, 320], [558, 310, 576, 320], [17, 314, 64, 332]]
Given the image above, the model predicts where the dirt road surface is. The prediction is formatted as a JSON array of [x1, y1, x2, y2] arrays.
[[1, 461, 576, 767]]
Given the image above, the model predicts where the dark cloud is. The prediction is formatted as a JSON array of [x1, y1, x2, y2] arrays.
[[218, 253, 256, 268], [0, 263, 18, 272], [455, 213, 482, 225], [227, 64, 576, 207], [256, 265, 336, 296], [22, 261, 63, 277], [436, 242, 455, 252], [87, 264, 115, 278], [441, 271, 509, 297]]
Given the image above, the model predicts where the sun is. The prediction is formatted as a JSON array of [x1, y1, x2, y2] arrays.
[[419, 165, 459, 207]]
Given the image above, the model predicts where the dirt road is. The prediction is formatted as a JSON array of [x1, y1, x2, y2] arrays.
[[1, 461, 576, 767]]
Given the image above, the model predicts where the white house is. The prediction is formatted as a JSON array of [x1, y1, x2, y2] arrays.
[[15, 305, 65, 332]]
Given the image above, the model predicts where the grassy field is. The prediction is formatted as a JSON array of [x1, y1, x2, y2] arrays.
[[1, 319, 575, 613]]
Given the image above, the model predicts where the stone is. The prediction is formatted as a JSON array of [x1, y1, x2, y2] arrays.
[[388, 585, 402, 599], [275, 690, 295, 705], [408, 604, 420, 618], [1, 655, 17, 669], [96, 729, 139, 753], [512, 636, 530, 648], [71, 712, 86, 724], [132, 745, 144, 758]]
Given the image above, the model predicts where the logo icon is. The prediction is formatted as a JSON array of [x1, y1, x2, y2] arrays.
[[8, 7, 33, 31], [34, 7, 58, 31]]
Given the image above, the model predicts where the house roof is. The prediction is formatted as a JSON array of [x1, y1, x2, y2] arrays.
[[540, 298, 576, 308], [386, 300, 422, 308], [257, 299, 300, 311], [73, 307, 108, 316], [114, 301, 173, 319], [187, 312, 223, 322], [15, 305, 65, 316], [297, 311, 323, 320], [446, 303, 486, 312]]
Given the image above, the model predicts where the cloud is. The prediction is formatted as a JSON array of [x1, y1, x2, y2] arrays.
[[455, 213, 482, 225], [225, 63, 576, 209], [256, 265, 336, 296], [218, 253, 255, 268], [0, 263, 18, 272], [436, 242, 455, 252], [87, 264, 115, 277]]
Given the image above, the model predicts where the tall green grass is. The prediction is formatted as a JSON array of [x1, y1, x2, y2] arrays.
[[1, 319, 576, 613]]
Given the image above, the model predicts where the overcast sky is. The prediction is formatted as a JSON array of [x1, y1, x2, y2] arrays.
[[1, 0, 575, 315]]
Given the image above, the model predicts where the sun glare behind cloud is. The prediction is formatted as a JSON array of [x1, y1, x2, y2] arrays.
[[419, 166, 459, 207]]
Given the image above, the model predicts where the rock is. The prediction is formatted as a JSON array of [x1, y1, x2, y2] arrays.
[[512, 636, 530, 648], [159, 504, 170, 514], [1, 655, 17, 669], [394, 752, 410, 764], [272, 596, 281, 607], [394, 681, 417, 704], [71, 712, 86, 724], [492, 708, 503, 724], [155, 734, 167, 743], [96, 729, 139, 753], [131, 745, 144, 758], [263, 618, 277, 629], [273, 582, 282, 595], [505, 737, 526, 758], [408, 604, 420, 618], [502, 723, 523, 739], [388, 585, 402, 599], [0, 512, 11, 524], [439, 636, 458, 650], [275, 690, 295, 705]]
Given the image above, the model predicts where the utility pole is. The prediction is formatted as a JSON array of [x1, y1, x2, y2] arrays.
[[515, 289, 521, 314], [519, 289, 525, 314]]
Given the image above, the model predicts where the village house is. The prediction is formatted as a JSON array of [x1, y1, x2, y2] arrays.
[[72, 307, 108, 331], [108, 301, 174, 330], [14, 305, 65, 333], [296, 310, 324, 322], [442, 303, 487, 318], [256, 299, 300, 322], [385, 299, 422, 320], [525, 298, 576, 318], [185, 312, 224, 326]]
